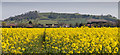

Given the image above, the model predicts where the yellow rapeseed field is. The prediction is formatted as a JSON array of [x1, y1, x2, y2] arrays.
[[1, 27, 120, 53], [2, 28, 45, 53]]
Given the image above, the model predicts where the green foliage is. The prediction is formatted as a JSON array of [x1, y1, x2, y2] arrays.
[[2, 21, 7, 26], [4, 11, 118, 24]]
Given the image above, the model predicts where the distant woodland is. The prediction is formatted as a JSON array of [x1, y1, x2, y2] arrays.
[[2, 11, 120, 28]]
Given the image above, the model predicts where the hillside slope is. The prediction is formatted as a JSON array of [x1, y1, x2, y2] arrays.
[[4, 11, 118, 25]]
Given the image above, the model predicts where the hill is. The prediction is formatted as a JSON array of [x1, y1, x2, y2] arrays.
[[4, 11, 118, 25]]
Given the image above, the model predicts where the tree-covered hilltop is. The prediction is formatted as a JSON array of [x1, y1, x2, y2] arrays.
[[4, 11, 118, 25]]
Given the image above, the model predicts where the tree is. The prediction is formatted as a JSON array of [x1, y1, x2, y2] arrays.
[[79, 23, 82, 27], [70, 24, 73, 27], [107, 14, 112, 17], [43, 24, 46, 28], [35, 10, 38, 13], [116, 20, 120, 27], [29, 21, 32, 24], [2, 21, 7, 26], [75, 23, 79, 27]]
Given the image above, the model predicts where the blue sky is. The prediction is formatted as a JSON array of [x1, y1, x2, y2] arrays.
[[0, 0, 120, 20]]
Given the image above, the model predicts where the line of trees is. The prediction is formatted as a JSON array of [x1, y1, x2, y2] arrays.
[[2, 19, 120, 28]]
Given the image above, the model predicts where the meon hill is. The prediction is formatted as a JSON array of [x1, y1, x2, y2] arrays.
[[4, 11, 118, 25]]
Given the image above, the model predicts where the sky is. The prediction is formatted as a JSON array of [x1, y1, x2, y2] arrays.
[[118, 2, 120, 19], [0, 0, 120, 20], [0, 2, 1, 20], [1, 0, 120, 2]]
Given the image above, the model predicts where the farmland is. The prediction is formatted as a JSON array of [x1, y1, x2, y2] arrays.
[[1, 27, 120, 53]]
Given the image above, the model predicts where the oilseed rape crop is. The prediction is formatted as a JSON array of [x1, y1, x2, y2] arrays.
[[2, 28, 45, 53], [42, 27, 120, 53], [1, 27, 120, 53]]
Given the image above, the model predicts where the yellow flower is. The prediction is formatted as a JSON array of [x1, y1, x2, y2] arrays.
[[11, 47, 15, 49], [1, 27, 119, 53], [68, 51, 73, 54], [114, 47, 118, 52], [22, 48, 25, 51], [89, 51, 92, 53], [52, 46, 54, 48], [55, 47, 58, 49], [46, 37, 49, 40], [17, 47, 21, 50]]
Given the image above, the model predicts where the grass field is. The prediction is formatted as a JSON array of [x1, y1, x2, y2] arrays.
[[1, 27, 120, 53]]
